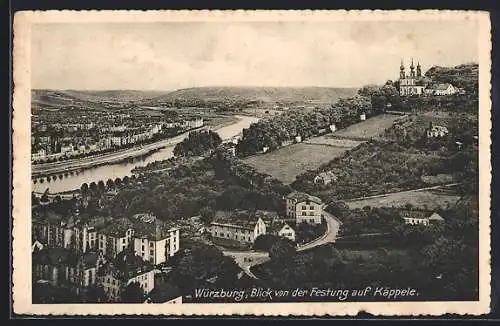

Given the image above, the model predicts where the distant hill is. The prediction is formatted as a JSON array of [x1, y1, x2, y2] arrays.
[[149, 86, 358, 108], [32, 89, 167, 106], [59, 90, 168, 102], [31, 87, 358, 111], [425, 63, 479, 94]]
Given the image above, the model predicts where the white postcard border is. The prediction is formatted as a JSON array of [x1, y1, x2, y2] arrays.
[[12, 10, 492, 316]]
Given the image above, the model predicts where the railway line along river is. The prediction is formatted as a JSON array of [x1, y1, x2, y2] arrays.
[[32, 115, 259, 194]]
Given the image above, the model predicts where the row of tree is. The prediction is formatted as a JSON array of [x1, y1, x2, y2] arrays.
[[235, 84, 398, 156]]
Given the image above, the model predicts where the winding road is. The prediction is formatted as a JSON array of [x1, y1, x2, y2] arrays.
[[223, 206, 341, 279]]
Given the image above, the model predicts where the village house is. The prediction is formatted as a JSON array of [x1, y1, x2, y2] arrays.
[[32, 240, 44, 252], [281, 139, 294, 147], [313, 171, 337, 186], [285, 191, 323, 225], [31, 148, 47, 161], [209, 210, 267, 248], [401, 211, 445, 226], [98, 250, 155, 302], [426, 122, 449, 138], [269, 222, 296, 242], [132, 213, 180, 265], [219, 142, 236, 157], [431, 83, 458, 96]]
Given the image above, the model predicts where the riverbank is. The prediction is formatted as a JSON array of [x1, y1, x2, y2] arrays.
[[32, 115, 245, 179], [32, 115, 260, 194], [31, 127, 207, 178]]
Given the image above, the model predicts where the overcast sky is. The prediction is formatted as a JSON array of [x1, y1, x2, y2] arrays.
[[31, 20, 479, 91]]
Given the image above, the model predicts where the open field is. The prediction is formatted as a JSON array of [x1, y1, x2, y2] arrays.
[[243, 143, 349, 184], [332, 114, 403, 140], [344, 186, 462, 210]]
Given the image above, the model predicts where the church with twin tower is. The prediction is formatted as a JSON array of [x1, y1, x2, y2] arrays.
[[399, 59, 426, 96]]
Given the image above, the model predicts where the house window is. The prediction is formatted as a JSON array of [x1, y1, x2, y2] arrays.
[[302, 206, 307, 210], [309, 212, 314, 216], [310, 219, 315, 223], [306, 201, 310, 205], [309, 206, 314, 210], [302, 212, 306, 216]]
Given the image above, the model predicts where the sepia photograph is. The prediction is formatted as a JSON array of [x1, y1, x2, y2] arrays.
[[12, 10, 491, 316]]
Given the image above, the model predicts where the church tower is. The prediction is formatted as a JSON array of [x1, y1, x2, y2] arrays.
[[398, 58, 425, 97], [410, 58, 416, 78], [399, 60, 405, 79]]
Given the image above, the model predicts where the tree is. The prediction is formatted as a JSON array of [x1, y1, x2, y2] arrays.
[[169, 244, 240, 292], [83, 285, 106, 303], [121, 282, 144, 303], [199, 206, 215, 224], [98, 180, 106, 194], [173, 130, 223, 157], [253, 234, 280, 252], [89, 182, 98, 195], [268, 238, 296, 262], [106, 178, 115, 190]]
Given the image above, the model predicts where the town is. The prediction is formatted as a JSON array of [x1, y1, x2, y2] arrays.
[[31, 97, 205, 164], [31, 60, 480, 304]]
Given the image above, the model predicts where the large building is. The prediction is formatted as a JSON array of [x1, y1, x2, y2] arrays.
[[98, 218, 135, 258], [209, 210, 267, 248], [398, 59, 426, 96], [285, 191, 323, 225], [98, 250, 155, 302], [32, 211, 66, 248], [132, 213, 180, 265]]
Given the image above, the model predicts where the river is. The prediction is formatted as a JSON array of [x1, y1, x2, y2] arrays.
[[32, 115, 259, 194]]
